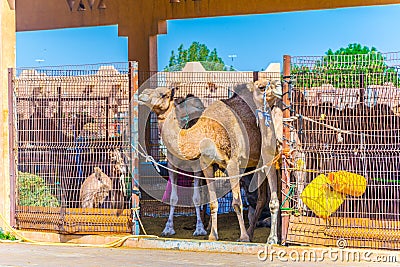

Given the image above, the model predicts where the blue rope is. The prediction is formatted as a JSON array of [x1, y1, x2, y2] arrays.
[[256, 109, 272, 127], [255, 82, 272, 127]]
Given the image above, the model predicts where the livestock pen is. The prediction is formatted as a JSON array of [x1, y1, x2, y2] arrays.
[[283, 52, 400, 250], [9, 55, 400, 250], [9, 62, 139, 234]]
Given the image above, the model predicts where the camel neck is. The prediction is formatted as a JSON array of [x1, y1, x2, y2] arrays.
[[156, 102, 175, 131]]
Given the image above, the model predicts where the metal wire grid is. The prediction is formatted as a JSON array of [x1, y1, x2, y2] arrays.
[[139, 71, 260, 217], [12, 63, 135, 233], [287, 53, 400, 249]]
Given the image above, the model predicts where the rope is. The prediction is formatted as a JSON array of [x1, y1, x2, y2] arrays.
[[134, 143, 275, 181], [280, 184, 295, 209], [284, 113, 379, 138], [132, 207, 148, 236], [283, 114, 351, 134], [287, 167, 320, 174], [255, 83, 273, 127]]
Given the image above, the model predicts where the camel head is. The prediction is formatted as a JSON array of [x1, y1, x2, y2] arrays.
[[247, 79, 282, 108], [138, 87, 175, 118]]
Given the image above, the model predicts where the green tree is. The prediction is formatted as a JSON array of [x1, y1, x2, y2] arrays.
[[165, 42, 230, 71], [18, 172, 60, 207], [292, 43, 399, 88]]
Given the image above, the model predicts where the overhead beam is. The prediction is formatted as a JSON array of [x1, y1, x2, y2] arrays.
[[16, 0, 400, 32]]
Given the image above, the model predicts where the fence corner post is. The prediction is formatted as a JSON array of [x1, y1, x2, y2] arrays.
[[8, 68, 16, 227], [281, 55, 292, 245]]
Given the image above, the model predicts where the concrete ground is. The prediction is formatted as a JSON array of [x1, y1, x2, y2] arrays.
[[0, 242, 398, 267]]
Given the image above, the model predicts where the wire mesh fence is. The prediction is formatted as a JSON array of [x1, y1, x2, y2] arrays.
[[11, 62, 137, 233], [285, 52, 400, 249]]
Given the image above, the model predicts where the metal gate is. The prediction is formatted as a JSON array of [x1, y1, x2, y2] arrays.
[[283, 52, 400, 249], [9, 62, 139, 234]]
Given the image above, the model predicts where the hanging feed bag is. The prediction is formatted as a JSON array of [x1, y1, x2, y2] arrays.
[[300, 174, 345, 218], [327, 171, 367, 197]]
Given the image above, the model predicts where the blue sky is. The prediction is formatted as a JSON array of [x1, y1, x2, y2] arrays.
[[17, 4, 400, 71]]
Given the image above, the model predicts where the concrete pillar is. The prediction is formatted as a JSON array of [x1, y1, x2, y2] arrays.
[[0, 0, 15, 229], [127, 32, 158, 75]]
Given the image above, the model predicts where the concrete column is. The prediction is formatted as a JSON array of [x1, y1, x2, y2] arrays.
[[0, 0, 15, 229], [127, 32, 158, 75]]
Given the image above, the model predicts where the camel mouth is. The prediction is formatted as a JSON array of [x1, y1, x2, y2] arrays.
[[272, 84, 283, 99], [138, 94, 150, 106], [273, 91, 282, 99]]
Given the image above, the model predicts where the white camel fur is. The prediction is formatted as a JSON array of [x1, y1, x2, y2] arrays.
[[139, 83, 278, 243]]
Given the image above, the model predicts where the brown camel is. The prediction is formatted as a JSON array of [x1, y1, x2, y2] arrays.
[[139, 84, 267, 242]]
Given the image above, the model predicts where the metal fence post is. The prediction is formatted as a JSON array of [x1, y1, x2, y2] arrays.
[[8, 68, 16, 227], [281, 55, 291, 244], [129, 61, 140, 235]]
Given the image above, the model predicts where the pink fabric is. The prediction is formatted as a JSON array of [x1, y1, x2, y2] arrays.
[[162, 171, 194, 202]]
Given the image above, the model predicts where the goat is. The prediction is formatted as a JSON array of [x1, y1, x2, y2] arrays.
[[80, 167, 112, 208]]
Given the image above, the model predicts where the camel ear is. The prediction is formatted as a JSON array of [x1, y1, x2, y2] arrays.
[[170, 87, 176, 100], [247, 82, 256, 92], [174, 97, 185, 106]]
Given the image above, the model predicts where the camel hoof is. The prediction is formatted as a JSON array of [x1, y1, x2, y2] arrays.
[[267, 236, 278, 245], [161, 228, 176, 236], [193, 228, 207, 236], [246, 228, 254, 241], [237, 234, 251, 242], [208, 234, 218, 241]]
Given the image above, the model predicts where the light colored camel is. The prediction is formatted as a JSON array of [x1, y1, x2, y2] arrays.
[[247, 79, 282, 244], [80, 167, 112, 208], [139, 84, 266, 242], [139, 90, 207, 237]]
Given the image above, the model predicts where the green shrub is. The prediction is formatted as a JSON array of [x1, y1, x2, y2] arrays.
[[18, 172, 60, 207], [0, 228, 17, 241]]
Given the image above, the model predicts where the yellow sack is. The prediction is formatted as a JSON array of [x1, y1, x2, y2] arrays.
[[300, 174, 345, 218], [327, 171, 367, 197]]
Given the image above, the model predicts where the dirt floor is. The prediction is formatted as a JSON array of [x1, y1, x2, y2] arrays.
[[141, 212, 271, 243]]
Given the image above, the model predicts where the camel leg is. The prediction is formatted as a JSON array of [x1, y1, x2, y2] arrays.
[[203, 166, 218, 241], [161, 166, 178, 236], [247, 171, 268, 241], [247, 205, 255, 231], [266, 166, 279, 244], [227, 163, 250, 242], [192, 176, 207, 236]]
